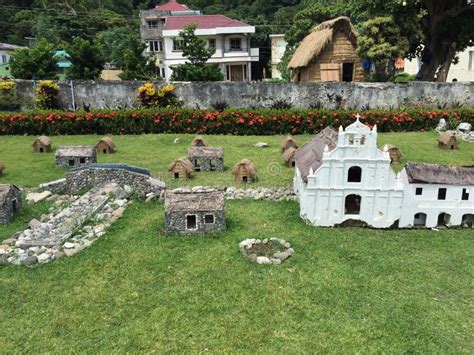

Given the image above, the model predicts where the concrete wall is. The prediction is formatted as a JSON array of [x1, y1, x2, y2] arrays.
[[12, 80, 474, 110]]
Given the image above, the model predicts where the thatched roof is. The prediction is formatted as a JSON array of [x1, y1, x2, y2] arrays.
[[97, 137, 115, 148], [188, 146, 224, 159], [33, 136, 52, 146], [168, 157, 194, 173], [56, 145, 95, 157], [438, 132, 459, 145], [191, 135, 208, 147], [165, 190, 225, 213], [232, 159, 257, 177], [295, 126, 338, 182], [0, 184, 20, 202], [288, 16, 357, 69], [282, 147, 297, 162], [405, 163, 474, 185], [281, 136, 298, 152]]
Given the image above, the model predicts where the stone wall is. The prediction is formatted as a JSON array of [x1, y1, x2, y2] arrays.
[[165, 211, 226, 236], [12, 80, 474, 110], [0, 188, 21, 224]]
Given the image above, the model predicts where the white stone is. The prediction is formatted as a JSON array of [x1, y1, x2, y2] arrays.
[[457, 122, 472, 133], [28, 219, 42, 230], [173, 138, 181, 144], [255, 142, 269, 148], [37, 253, 51, 263], [63, 242, 75, 249], [112, 207, 125, 219], [256, 256, 272, 265], [124, 185, 133, 194], [435, 118, 447, 132], [115, 199, 127, 207], [26, 191, 52, 204]]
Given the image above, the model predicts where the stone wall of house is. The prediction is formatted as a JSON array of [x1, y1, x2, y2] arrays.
[[165, 210, 226, 235], [55, 156, 97, 169], [13, 80, 474, 110], [190, 157, 225, 172], [0, 188, 21, 224], [64, 165, 165, 195]]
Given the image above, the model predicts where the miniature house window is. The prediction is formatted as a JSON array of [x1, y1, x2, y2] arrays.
[[103, 149, 107, 154], [348, 134, 354, 145], [210, 160, 216, 171], [437, 188, 447, 200], [174, 172, 179, 179], [414, 213, 427, 227], [40, 147, 44, 153], [345, 194, 361, 215], [186, 215, 197, 230], [416, 188, 423, 196], [194, 159, 201, 171], [437, 213, 451, 227], [204, 214, 215, 224], [360, 135, 366, 145], [347, 166, 362, 183], [79, 158, 86, 164], [462, 188, 469, 201], [68, 159, 75, 167]]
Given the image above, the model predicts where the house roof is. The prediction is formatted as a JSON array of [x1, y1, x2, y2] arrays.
[[438, 132, 459, 145], [288, 16, 357, 69], [282, 146, 297, 161], [295, 126, 338, 183], [56, 145, 95, 157], [405, 163, 474, 185], [232, 159, 257, 177], [168, 157, 194, 173], [165, 190, 225, 212], [281, 136, 298, 151], [165, 15, 251, 30], [156, 0, 190, 12], [0, 184, 20, 202], [191, 135, 208, 147], [188, 146, 224, 159], [0, 43, 25, 51], [33, 136, 52, 146], [97, 137, 115, 149]]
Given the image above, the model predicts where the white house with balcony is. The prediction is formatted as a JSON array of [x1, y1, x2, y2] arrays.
[[139, 0, 259, 81], [294, 117, 473, 229]]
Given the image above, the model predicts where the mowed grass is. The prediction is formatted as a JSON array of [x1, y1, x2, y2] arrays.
[[0, 131, 473, 188], [0, 200, 473, 353]]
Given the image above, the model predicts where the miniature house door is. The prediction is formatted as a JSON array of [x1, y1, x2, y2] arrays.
[[320, 63, 340, 81]]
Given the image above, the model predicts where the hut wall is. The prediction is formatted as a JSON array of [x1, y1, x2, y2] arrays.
[[299, 32, 364, 83], [33, 142, 52, 153], [96, 142, 113, 153], [172, 165, 190, 179]]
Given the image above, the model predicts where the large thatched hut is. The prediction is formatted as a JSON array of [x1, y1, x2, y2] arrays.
[[438, 132, 460, 150], [96, 137, 115, 154], [282, 147, 297, 167], [288, 17, 364, 82], [232, 159, 257, 183], [168, 157, 194, 180]]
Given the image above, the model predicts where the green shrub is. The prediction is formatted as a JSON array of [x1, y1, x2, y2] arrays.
[[0, 81, 20, 111], [35, 80, 60, 109]]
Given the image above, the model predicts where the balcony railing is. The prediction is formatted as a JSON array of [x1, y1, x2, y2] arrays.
[[223, 46, 251, 53]]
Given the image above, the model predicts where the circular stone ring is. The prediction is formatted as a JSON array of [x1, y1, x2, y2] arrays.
[[239, 237, 294, 265]]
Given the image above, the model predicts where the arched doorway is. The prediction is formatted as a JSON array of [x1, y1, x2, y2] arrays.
[[437, 213, 451, 227], [413, 213, 427, 227], [461, 214, 473, 228], [348, 166, 362, 182], [345, 194, 361, 215]]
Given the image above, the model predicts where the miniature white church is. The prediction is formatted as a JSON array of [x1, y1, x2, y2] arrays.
[[294, 115, 473, 229]]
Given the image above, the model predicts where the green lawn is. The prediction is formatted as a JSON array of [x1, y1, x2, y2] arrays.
[[0, 132, 473, 352], [0, 131, 473, 188]]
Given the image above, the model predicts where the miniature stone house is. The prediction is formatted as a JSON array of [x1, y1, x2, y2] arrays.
[[96, 137, 115, 154], [32, 136, 52, 153], [232, 159, 257, 183], [191, 135, 208, 147], [168, 157, 194, 179], [164, 190, 226, 235], [282, 147, 297, 167], [0, 184, 21, 224], [281, 136, 298, 153], [55, 146, 97, 169], [0, 162, 5, 177], [438, 132, 460, 149], [382, 144, 402, 163], [188, 146, 224, 172]]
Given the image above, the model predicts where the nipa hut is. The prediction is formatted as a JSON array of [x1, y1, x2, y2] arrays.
[[232, 159, 257, 183], [282, 147, 297, 167], [382, 144, 402, 163], [288, 17, 364, 83], [438, 132, 460, 150], [32, 136, 52, 153], [168, 157, 194, 180], [191, 135, 208, 147], [0, 162, 5, 177], [281, 136, 298, 153], [96, 137, 115, 154]]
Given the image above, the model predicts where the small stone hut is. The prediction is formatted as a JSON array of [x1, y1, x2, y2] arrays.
[[281, 136, 298, 153], [191, 135, 208, 147], [0, 162, 5, 177], [55, 145, 97, 169], [168, 157, 194, 179], [383, 144, 402, 163], [232, 159, 257, 183], [188, 146, 224, 172], [0, 184, 21, 224], [164, 190, 226, 235], [288, 17, 364, 82], [438, 132, 460, 150], [282, 147, 297, 167], [96, 137, 115, 154], [32, 136, 52, 153]]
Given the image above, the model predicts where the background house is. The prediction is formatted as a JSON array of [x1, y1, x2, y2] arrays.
[[288, 17, 364, 83], [139, 0, 259, 81], [0, 43, 26, 78]]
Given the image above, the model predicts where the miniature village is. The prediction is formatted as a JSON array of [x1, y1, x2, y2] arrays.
[[0, 117, 473, 266]]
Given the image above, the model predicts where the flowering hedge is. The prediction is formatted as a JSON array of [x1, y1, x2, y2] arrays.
[[0, 108, 472, 136]]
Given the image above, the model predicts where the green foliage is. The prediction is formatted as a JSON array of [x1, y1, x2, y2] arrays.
[[66, 37, 105, 80], [35, 80, 60, 109], [97, 25, 140, 68], [171, 24, 224, 81], [10, 39, 59, 80], [136, 83, 181, 108], [0, 81, 20, 110], [393, 73, 416, 83], [276, 47, 294, 82], [118, 37, 161, 81]]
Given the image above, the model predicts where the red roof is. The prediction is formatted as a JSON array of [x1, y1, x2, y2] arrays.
[[156, 0, 190, 12], [165, 15, 251, 30]]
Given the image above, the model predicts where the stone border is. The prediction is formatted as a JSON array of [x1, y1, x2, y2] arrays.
[[239, 238, 294, 265]]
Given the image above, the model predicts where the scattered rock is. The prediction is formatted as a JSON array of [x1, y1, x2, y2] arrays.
[[28, 219, 42, 230], [274, 251, 291, 261], [63, 242, 75, 249], [22, 256, 38, 265], [457, 122, 472, 133], [256, 256, 272, 264], [271, 258, 282, 265], [26, 191, 52, 204], [112, 207, 125, 219], [255, 142, 269, 148], [37, 253, 51, 264], [173, 138, 181, 144]]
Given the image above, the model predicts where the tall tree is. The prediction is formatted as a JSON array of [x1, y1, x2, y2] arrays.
[[10, 38, 59, 79], [66, 37, 105, 79]]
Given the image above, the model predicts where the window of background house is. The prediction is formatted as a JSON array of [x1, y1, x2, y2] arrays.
[[208, 38, 216, 49], [173, 39, 184, 51], [161, 68, 166, 78], [416, 187, 423, 195], [147, 21, 159, 29], [148, 40, 162, 53], [469, 51, 474, 71], [230, 38, 242, 51], [1, 55, 7, 64], [438, 188, 447, 200]]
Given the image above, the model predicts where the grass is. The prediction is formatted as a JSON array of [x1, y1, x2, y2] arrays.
[[1, 200, 473, 352], [0, 131, 473, 352], [0, 131, 473, 188]]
